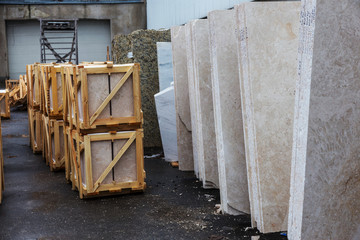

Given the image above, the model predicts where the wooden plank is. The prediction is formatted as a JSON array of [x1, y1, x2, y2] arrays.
[[84, 135, 93, 193]]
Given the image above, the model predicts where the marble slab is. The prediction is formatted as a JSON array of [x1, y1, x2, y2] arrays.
[[288, 1, 360, 239], [236, 2, 300, 233], [185, 22, 199, 176], [155, 85, 178, 162], [208, 9, 250, 214], [157, 42, 174, 92], [188, 19, 219, 189], [170, 25, 194, 171]]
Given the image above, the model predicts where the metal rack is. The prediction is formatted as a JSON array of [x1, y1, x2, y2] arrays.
[[40, 19, 78, 64]]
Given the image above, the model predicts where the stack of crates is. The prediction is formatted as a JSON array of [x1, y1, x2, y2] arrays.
[[27, 63, 44, 153], [40, 63, 70, 171], [63, 62, 146, 198]]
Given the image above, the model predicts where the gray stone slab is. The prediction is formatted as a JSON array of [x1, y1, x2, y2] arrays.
[[155, 85, 178, 162], [170, 25, 194, 171], [208, 9, 250, 214], [188, 19, 219, 189], [288, 1, 360, 239], [236, 2, 300, 233], [157, 42, 174, 92]]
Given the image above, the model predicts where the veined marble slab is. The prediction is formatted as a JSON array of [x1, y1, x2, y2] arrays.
[[170, 26, 194, 171], [208, 9, 250, 214], [236, 2, 300, 233], [157, 42, 174, 92], [288, 1, 360, 239], [155, 85, 178, 162], [189, 19, 219, 189], [185, 22, 199, 177]]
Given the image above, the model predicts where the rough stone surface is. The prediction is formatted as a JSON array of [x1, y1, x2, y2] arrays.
[[157, 42, 174, 92], [288, 1, 360, 239], [236, 2, 300, 233], [208, 9, 250, 215], [112, 29, 171, 148], [171, 25, 194, 171], [155, 86, 178, 162], [188, 19, 219, 189]]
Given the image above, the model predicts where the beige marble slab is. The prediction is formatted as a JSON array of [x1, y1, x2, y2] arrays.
[[190, 19, 219, 188], [185, 22, 199, 177], [236, 2, 300, 233], [171, 25, 194, 171], [288, 0, 360, 239], [208, 9, 250, 214]]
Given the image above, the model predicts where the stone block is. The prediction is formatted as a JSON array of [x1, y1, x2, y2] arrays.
[[154, 85, 178, 162], [236, 2, 300, 233], [170, 25, 194, 171], [186, 19, 219, 188], [288, 1, 360, 239], [208, 9, 250, 214], [157, 42, 174, 91]]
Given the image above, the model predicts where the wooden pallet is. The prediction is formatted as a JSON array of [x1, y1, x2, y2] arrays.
[[70, 129, 146, 199], [0, 118, 3, 204], [8, 75, 27, 107], [63, 63, 143, 133], [0, 89, 10, 119], [5, 79, 19, 91], [28, 108, 43, 153]]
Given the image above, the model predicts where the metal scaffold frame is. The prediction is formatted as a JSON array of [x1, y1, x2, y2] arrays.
[[40, 19, 79, 64]]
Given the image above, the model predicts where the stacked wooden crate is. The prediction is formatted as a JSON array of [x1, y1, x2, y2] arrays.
[[63, 62, 146, 198], [27, 63, 44, 153], [40, 64, 68, 171]]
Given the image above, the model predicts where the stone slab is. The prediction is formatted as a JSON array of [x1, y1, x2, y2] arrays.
[[188, 19, 219, 189], [170, 25, 194, 171], [208, 9, 250, 214], [236, 2, 300, 233], [154, 85, 178, 162], [288, 1, 360, 239], [185, 22, 199, 176], [157, 42, 174, 92]]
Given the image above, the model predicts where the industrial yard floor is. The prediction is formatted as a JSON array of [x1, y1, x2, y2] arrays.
[[0, 110, 286, 240]]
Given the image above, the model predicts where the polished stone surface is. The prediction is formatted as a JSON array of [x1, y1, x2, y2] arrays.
[[188, 19, 219, 189], [208, 9, 250, 214], [171, 25, 194, 171], [288, 1, 360, 239], [236, 2, 300, 233], [157, 42, 174, 92], [155, 86, 178, 162]]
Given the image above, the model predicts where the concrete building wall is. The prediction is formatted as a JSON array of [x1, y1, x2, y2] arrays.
[[0, 3, 146, 82]]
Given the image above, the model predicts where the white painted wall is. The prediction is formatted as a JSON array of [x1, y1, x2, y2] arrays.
[[147, 0, 250, 29]]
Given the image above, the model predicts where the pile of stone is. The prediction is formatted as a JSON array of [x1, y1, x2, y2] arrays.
[[168, 1, 360, 239]]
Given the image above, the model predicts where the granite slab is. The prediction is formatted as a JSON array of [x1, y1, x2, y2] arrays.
[[288, 0, 360, 239], [208, 9, 250, 214], [190, 19, 219, 189], [170, 25, 194, 171], [236, 2, 300, 233], [157, 42, 174, 92], [155, 85, 178, 162]]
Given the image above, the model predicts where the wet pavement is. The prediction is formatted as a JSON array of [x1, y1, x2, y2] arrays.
[[0, 109, 286, 240]]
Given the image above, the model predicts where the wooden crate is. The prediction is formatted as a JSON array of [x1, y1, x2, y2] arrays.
[[5, 79, 19, 91], [49, 120, 65, 171], [41, 64, 70, 118], [0, 118, 3, 204], [0, 89, 10, 119], [64, 63, 143, 133], [28, 108, 43, 153], [70, 129, 146, 198]]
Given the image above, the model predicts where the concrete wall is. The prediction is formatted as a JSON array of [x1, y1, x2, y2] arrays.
[[0, 3, 146, 82]]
